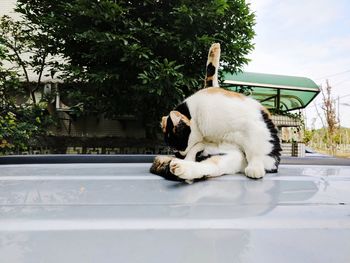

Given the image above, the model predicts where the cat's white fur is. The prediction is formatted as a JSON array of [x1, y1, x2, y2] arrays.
[[167, 43, 277, 180], [169, 89, 276, 179], [169, 142, 247, 181]]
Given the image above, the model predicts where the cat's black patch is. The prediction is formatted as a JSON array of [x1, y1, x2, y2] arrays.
[[174, 150, 226, 162], [175, 102, 191, 120], [195, 150, 209, 162], [261, 110, 282, 171], [164, 117, 191, 151], [205, 62, 216, 87], [265, 168, 278, 173], [174, 151, 185, 159], [154, 162, 184, 182], [206, 80, 213, 87], [195, 151, 227, 162], [206, 62, 216, 77], [163, 102, 191, 151]]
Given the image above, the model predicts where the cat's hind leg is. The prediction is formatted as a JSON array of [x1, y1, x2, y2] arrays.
[[170, 151, 245, 181], [263, 155, 279, 173], [150, 155, 180, 181], [229, 126, 272, 179], [150, 155, 174, 175], [169, 157, 219, 181], [244, 158, 265, 179]]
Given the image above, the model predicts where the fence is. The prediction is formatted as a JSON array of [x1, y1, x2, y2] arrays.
[[281, 143, 305, 157], [2, 136, 307, 157]]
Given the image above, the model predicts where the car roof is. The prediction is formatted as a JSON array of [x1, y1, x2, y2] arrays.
[[0, 157, 349, 262]]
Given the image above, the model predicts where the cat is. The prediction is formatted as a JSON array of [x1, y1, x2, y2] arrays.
[[153, 43, 281, 181]]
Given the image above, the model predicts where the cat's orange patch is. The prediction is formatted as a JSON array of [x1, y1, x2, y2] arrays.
[[204, 87, 244, 99], [182, 115, 191, 126], [208, 156, 221, 165], [209, 43, 220, 59], [161, 116, 167, 133], [261, 107, 272, 118], [170, 111, 190, 126]]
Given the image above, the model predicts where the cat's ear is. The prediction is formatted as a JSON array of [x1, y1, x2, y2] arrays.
[[170, 111, 190, 126], [169, 111, 182, 126]]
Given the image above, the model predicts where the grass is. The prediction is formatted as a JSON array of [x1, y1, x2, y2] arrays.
[[315, 149, 350, 158]]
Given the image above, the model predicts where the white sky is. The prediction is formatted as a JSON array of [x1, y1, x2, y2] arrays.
[[1, 0, 350, 127], [246, 0, 350, 128], [0, 0, 17, 18]]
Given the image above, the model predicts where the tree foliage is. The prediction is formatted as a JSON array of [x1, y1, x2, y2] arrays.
[[0, 26, 55, 153], [0, 15, 59, 104], [15, 0, 255, 137], [0, 104, 54, 153]]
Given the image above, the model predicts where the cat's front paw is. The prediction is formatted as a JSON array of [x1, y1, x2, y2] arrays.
[[245, 164, 265, 179], [170, 159, 202, 181]]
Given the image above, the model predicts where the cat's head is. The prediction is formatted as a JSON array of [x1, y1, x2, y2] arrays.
[[161, 111, 191, 151]]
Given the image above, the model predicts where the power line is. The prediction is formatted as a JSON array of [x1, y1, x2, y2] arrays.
[[333, 77, 350, 86], [307, 93, 350, 108], [316, 77, 350, 87], [336, 94, 350, 100], [314, 69, 350, 80]]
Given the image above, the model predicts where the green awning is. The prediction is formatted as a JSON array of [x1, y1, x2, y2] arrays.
[[222, 71, 320, 112]]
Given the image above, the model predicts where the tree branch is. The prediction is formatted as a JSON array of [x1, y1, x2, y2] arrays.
[[32, 51, 47, 94], [4, 39, 30, 84]]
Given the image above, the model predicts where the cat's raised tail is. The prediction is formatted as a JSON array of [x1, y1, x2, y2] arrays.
[[204, 43, 221, 88]]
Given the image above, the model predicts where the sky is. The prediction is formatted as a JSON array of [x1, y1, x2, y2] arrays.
[[1, 0, 350, 128], [246, 0, 350, 128]]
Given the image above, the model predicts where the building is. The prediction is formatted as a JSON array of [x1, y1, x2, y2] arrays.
[[10, 72, 319, 156]]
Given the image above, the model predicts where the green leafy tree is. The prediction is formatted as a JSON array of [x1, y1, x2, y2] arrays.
[[0, 35, 55, 154], [303, 129, 314, 145], [0, 104, 56, 153], [0, 15, 60, 104], [16, 0, 255, 138]]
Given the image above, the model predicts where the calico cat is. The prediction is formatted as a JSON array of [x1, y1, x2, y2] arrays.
[[153, 43, 281, 181]]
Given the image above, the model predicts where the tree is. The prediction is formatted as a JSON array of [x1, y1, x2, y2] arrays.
[[303, 129, 314, 145], [0, 15, 59, 104], [320, 80, 339, 154], [0, 73, 54, 154], [16, 0, 255, 138], [0, 22, 56, 153]]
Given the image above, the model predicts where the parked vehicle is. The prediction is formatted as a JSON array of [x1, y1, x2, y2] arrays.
[[0, 155, 349, 263]]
